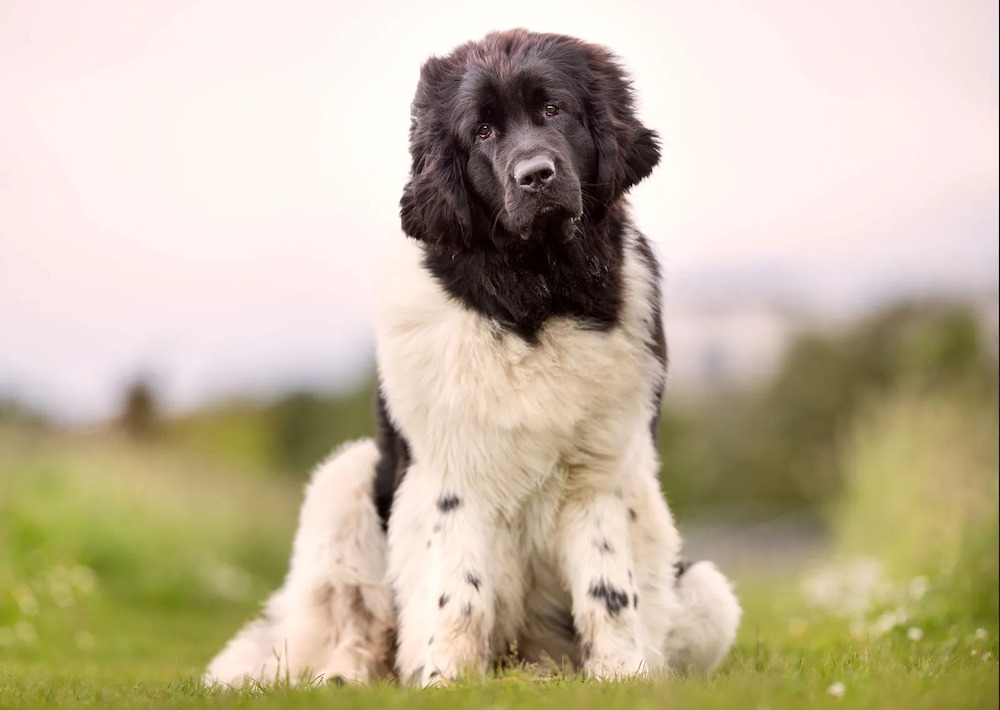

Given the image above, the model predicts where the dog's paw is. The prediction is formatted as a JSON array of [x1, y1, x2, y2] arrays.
[[405, 648, 488, 688], [402, 663, 451, 688], [584, 653, 649, 681]]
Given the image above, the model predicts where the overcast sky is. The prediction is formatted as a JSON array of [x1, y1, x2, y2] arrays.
[[1, 0, 997, 420]]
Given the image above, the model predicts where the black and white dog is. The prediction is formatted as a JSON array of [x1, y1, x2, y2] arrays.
[[205, 29, 740, 688]]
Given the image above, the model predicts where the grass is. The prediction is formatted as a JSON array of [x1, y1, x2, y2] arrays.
[[1, 386, 997, 709]]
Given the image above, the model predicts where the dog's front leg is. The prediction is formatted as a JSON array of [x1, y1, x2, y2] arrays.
[[559, 484, 646, 679], [393, 483, 500, 687]]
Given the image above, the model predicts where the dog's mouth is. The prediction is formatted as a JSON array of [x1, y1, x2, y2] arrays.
[[519, 211, 581, 242], [512, 203, 583, 242]]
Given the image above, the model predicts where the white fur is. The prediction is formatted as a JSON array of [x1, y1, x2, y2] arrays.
[[205, 228, 741, 687], [377, 230, 706, 685], [663, 561, 743, 674]]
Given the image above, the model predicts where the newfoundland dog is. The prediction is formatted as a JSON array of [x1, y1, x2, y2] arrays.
[[205, 29, 740, 687]]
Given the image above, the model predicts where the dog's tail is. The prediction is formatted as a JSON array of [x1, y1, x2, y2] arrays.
[[663, 559, 742, 674], [204, 439, 395, 688]]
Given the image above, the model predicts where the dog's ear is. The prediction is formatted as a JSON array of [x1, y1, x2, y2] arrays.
[[583, 45, 661, 204], [399, 57, 472, 245]]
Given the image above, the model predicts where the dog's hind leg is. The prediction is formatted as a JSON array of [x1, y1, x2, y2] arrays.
[[203, 439, 395, 687]]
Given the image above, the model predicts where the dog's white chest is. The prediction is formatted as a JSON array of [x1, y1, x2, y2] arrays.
[[373, 237, 659, 455]]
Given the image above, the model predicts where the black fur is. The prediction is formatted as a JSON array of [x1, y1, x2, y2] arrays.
[[400, 29, 660, 342], [634, 234, 667, 441], [437, 494, 462, 513], [674, 559, 692, 584], [587, 579, 631, 617], [465, 571, 482, 591], [374, 385, 410, 531]]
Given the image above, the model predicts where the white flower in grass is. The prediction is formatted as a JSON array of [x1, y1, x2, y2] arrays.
[[872, 609, 905, 636], [16, 592, 39, 617], [974, 628, 988, 640], [802, 558, 886, 617], [70, 565, 98, 594], [907, 627, 923, 641], [50, 580, 74, 608], [74, 631, 95, 652], [827, 682, 846, 698], [14, 620, 36, 643], [907, 576, 929, 600]]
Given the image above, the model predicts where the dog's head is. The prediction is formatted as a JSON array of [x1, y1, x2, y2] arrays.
[[400, 30, 660, 247]]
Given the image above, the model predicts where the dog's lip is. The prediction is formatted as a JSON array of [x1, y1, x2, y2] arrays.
[[518, 211, 582, 241]]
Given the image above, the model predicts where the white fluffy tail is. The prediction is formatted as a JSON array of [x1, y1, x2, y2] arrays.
[[663, 561, 742, 674]]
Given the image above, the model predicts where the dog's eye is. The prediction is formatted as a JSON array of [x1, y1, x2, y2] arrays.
[[544, 103, 559, 117], [477, 123, 493, 140]]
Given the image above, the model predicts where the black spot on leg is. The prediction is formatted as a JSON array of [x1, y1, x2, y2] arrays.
[[437, 494, 462, 512], [595, 538, 614, 554], [674, 559, 691, 584], [628, 508, 637, 522], [588, 579, 630, 617], [628, 570, 633, 583], [432, 522, 441, 533], [465, 571, 481, 591], [633, 593, 639, 609], [462, 602, 473, 617], [428, 670, 440, 679], [579, 640, 593, 664], [438, 594, 449, 608]]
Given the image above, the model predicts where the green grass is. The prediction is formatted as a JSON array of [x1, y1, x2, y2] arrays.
[[1, 392, 997, 709]]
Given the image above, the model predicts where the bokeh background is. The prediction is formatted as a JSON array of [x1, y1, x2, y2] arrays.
[[1, 0, 997, 687]]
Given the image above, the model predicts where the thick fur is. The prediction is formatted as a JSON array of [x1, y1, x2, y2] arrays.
[[205, 29, 740, 688]]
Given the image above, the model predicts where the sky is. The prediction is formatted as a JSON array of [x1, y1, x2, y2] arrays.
[[1, 0, 997, 421]]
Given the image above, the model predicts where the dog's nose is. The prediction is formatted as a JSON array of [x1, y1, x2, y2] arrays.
[[513, 156, 556, 191]]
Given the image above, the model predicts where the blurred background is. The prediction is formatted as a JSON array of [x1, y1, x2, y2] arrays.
[[1, 0, 997, 679]]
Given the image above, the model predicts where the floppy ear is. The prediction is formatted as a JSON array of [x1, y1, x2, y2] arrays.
[[399, 58, 472, 245], [583, 46, 662, 203]]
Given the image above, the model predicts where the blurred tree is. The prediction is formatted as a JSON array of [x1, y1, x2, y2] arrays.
[[268, 382, 377, 476], [658, 302, 998, 514], [119, 377, 160, 440]]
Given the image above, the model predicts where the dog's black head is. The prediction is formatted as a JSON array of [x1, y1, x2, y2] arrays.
[[400, 30, 661, 248]]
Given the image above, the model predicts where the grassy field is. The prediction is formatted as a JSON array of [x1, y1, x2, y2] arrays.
[[1, 385, 997, 708]]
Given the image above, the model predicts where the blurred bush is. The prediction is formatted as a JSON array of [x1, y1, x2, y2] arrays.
[[165, 381, 377, 477], [268, 384, 376, 475], [658, 303, 998, 513], [834, 387, 998, 626]]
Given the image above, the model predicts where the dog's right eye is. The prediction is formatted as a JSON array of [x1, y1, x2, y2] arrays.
[[477, 123, 493, 140]]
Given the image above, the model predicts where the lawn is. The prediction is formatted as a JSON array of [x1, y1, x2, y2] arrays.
[[1, 388, 997, 708]]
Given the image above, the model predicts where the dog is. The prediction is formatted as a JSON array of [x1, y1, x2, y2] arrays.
[[205, 29, 741, 688]]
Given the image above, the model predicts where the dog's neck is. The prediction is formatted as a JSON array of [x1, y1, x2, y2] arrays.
[[421, 207, 628, 342]]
